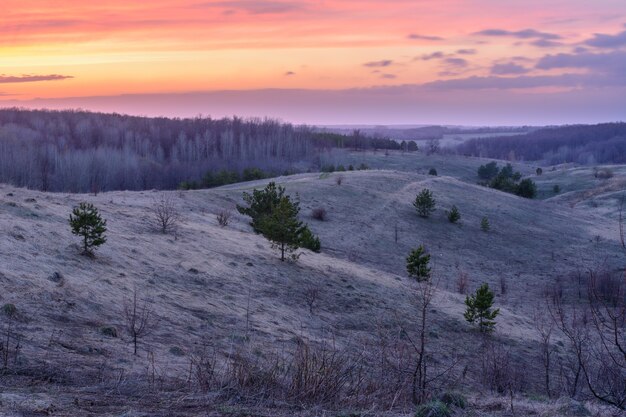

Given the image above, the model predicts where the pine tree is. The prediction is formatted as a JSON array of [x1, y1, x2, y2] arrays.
[[447, 205, 460, 223], [257, 196, 303, 261], [237, 182, 286, 232], [406, 246, 431, 282], [464, 283, 500, 333], [69, 202, 107, 256], [516, 179, 537, 199], [480, 217, 490, 232], [413, 189, 436, 218], [299, 226, 321, 253]]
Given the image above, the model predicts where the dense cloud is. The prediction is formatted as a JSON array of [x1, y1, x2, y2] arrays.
[[584, 30, 626, 48]]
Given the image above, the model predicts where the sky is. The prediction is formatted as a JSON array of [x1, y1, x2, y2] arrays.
[[1, 0, 626, 125]]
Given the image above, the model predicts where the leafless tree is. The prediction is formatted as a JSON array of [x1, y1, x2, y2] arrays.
[[426, 138, 440, 155], [124, 290, 154, 356], [399, 279, 437, 404], [216, 209, 231, 227], [303, 283, 321, 314], [149, 193, 181, 234], [533, 306, 555, 398], [550, 269, 626, 410], [1, 304, 20, 369]]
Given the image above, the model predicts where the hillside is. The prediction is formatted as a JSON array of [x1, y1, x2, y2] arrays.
[[0, 168, 623, 416]]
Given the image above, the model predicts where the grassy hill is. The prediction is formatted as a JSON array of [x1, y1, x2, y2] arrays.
[[0, 165, 623, 416]]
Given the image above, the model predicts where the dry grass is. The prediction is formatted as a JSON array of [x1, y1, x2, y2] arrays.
[[0, 165, 624, 415]]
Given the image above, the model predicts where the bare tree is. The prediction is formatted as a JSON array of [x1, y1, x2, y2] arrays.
[[550, 269, 626, 409], [533, 306, 555, 398], [2, 304, 20, 369], [124, 290, 154, 355], [399, 279, 437, 404], [426, 138, 440, 155], [303, 283, 321, 315], [149, 193, 181, 234]]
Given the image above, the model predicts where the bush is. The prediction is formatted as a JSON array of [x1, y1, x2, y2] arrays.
[[595, 168, 614, 179], [100, 326, 118, 338], [515, 178, 537, 198], [536, 167, 543, 175], [178, 180, 198, 190], [358, 163, 369, 170], [216, 210, 231, 227], [446, 205, 460, 223], [413, 189, 436, 218], [478, 161, 499, 180], [321, 164, 335, 173], [69, 202, 107, 256], [2, 303, 17, 317], [348, 164, 354, 171], [553, 184, 561, 194], [415, 400, 450, 417], [428, 168, 437, 176], [336, 175, 344, 185], [439, 391, 467, 409], [480, 217, 490, 232], [311, 207, 327, 221]]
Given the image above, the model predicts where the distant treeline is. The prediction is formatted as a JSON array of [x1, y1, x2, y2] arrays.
[[0, 109, 410, 193], [456, 123, 626, 164], [312, 131, 417, 151], [318, 125, 528, 141]]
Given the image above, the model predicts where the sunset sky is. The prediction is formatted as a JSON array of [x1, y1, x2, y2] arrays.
[[1, 0, 625, 125]]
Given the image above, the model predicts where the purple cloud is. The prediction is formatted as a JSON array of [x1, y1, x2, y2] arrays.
[[284, 71, 295, 76], [474, 28, 562, 40], [380, 73, 397, 79], [491, 62, 530, 75], [419, 52, 445, 60], [363, 59, 393, 68], [0, 74, 74, 84], [584, 30, 626, 48], [422, 73, 626, 90], [444, 58, 468, 67], [407, 34, 444, 41], [531, 39, 565, 48], [456, 49, 477, 55], [536, 50, 626, 75]]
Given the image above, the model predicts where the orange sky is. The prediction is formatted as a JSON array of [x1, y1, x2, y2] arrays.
[[1, 1, 625, 124]]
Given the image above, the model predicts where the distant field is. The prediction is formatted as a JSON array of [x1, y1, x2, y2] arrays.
[[439, 131, 527, 148]]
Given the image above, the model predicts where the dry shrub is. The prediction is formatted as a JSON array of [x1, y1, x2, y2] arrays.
[[595, 168, 614, 179], [216, 210, 231, 227], [149, 193, 181, 234], [311, 207, 327, 221], [481, 341, 525, 395], [336, 175, 344, 185], [457, 271, 469, 294]]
